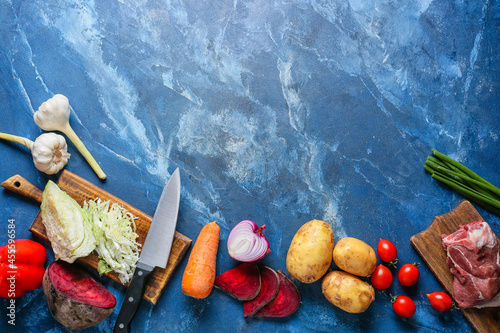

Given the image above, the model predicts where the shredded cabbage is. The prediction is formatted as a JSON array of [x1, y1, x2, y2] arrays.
[[84, 198, 141, 284]]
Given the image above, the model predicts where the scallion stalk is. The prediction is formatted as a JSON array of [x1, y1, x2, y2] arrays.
[[426, 160, 500, 198], [425, 149, 500, 216], [431, 149, 495, 186]]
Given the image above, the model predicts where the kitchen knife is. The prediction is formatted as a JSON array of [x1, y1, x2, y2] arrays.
[[114, 168, 181, 333]]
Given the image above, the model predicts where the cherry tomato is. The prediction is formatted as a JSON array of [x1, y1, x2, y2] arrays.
[[371, 264, 393, 289], [427, 291, 453, 311], [398, 263, 420, 286], [392, 295, 416, 318], [377, 238, 397, 262]]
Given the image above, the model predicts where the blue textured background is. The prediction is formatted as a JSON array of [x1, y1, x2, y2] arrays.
[[1, 0, 499, 332]]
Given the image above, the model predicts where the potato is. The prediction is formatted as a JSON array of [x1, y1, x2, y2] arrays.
[[286, 219, 334, 283], [332, 237, 376, 277], [322, 270, 375, 313]]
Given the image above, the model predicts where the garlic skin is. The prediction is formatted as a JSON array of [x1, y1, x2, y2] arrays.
[[31, 133, 71, 174], [34, 94, 71, 131]]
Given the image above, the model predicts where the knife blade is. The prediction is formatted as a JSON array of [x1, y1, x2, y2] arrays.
[[114, 168, 181, 333]]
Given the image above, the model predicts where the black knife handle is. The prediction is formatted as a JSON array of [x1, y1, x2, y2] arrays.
[[113, 264, 154, 333]]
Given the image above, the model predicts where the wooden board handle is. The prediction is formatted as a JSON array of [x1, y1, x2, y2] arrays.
[[1, 174, 43, 203]]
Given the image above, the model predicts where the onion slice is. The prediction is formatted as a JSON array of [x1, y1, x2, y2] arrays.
[[227, 220, 270, 262]]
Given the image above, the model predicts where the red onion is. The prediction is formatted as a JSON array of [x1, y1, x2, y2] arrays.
[[227, 220, 270, 262]]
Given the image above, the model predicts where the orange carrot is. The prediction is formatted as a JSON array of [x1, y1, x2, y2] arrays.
[[182, 221, 220, 298]]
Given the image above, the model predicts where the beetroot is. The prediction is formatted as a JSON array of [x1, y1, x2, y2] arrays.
[[42, 261, 116, 330], [243, 266, 280, 317], [254, 270, 301, 317], [215, 262, 261, 301]]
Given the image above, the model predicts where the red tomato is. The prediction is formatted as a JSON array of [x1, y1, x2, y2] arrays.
[[398, 263, 420, 286], [377, 238, 397, 262], [427, 291, 453, 311], [370, 264, 393, 289], [392, 295, 416, 318]]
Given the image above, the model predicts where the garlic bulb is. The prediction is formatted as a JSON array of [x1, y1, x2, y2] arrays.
[[0, 132, 70, 175], [34, 94, 71, 131], [32, 133, 71, 174], [34, 94, 106, 180]]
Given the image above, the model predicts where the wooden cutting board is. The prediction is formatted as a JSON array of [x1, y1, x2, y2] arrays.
[[411, 200, 500, 333], [1, 170, 192, 305]]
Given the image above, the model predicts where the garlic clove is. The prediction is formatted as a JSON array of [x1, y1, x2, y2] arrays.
[[32, 133, 71, 175]]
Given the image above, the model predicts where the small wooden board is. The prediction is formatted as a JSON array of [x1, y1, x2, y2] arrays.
[[410, 200, 500, 333], [2, 170, 191, 305]]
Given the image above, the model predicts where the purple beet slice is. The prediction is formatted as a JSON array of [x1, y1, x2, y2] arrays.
[[253, 270, 301, 317], [243, 266, 280, 317], [214, 262, 261, 301], [42, 261, 116, 330]]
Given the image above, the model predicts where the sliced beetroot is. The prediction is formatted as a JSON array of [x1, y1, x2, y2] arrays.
[[253, 270, 301, 318], [43, 261, 116, 330], [243, 266, 280, 317], [215, 262, 261, 301]]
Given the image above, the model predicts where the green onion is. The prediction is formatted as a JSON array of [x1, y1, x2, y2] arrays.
[[425, 159, 500, 198], [425, 149, 500, 216]]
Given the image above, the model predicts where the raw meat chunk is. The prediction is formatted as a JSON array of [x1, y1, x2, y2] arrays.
[[442, 221, 500, 308]]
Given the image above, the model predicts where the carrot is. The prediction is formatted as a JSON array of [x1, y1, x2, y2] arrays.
[[182, 221, 220, 298]]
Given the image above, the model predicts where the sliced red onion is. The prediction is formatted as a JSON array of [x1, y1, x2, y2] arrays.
[[227, 220, 270, 262]]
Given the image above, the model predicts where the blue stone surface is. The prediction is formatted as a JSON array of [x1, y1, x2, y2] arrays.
[[1, 0, 499, 332]]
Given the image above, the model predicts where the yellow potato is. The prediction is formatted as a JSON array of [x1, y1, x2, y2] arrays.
[[286, 219, 335, 283], [332, 237, 376, 277], [322, 270, 375, 313]]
